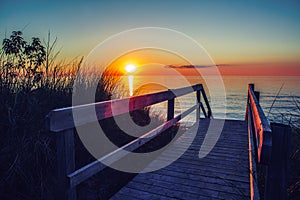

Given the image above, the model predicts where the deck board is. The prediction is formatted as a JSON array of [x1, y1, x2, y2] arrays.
[[110, 118, 250, 199]]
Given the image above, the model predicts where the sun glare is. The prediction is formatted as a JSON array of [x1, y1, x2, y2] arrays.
[[125, 64, 137, 73]]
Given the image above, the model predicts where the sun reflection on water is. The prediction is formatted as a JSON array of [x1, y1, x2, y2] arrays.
[[128, 75, 134, 96]]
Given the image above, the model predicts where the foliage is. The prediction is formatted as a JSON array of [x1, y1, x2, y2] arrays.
[[1, 31, 46, 91], [0, 30, 119, 199], [0, 30, 162, 200]]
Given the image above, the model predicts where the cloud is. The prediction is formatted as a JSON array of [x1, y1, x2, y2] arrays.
[[165, 65, 214, 69]]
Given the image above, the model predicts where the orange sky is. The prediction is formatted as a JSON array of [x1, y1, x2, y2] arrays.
[[217, 63, 300, 76], [137, 64, 300, 76], [107, 49, 300, 76], [2, 1, 300, 72]]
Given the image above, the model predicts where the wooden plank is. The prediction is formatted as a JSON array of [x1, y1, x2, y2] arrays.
[[157, 157, 249, 174], [155, 164, 250, 183], [159, 145, 247, 161], [163, 145, 248, 159], [200, 88, 212, 118], [175, 151, 249, 163], [123, 167, 249, 199], [55, 129, 76, 200], [129, 178, 222, 199], [126, 179, 209, 199], [133, 171, 249, 196], [167, 97, 174, 120], [46, 84, 203, 132], [196, 90, 201, 120], [151, 168, 249, 188], [247, 106, 259, 200], [111, 192, 145, 200], [112, 187, 181, 200], [200, 102, 208, 118], [264, 123, 291, 200], [111, 119, 251, 199], [248, 84, 272, 164]]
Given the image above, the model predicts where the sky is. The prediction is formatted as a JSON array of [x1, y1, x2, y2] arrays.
[[1, 0, 300, 75]]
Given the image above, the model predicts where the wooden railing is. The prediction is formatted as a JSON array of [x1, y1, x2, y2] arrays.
[[46, 83, 212, 200], [246, 84, 291, 200]]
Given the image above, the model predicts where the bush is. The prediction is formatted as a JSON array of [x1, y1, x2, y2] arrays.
[[0, 31, 118, 199], [0, 30, 177, 200]]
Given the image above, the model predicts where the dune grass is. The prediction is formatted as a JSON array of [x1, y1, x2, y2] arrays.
[[0, 30, 182, 200], [0, 30, 124, 199], [287, 101, 300, 199], [257, 94, 300, 199], [268, 94, 300, 199]]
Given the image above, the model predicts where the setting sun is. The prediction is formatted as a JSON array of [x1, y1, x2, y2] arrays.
[[125, 64, 137, 73]]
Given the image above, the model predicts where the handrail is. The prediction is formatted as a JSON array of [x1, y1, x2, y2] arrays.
[[246, 83, 291, 200], [68, 104, 197, 188], [46, 83, 212, 200], [46, 84, 204, 132], [246, 84, 272, 164]]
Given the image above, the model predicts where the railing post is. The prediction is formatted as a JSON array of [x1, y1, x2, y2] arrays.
[[167, 98, 175, 121], [55, 129, 76, 200], [196, 90, 201, 121], [200, 89, 212, 118], [254, 91, 260, 102], [249, 83, 254, 90], [264, 123, 291, 200], [245, 84, 254, 120], [249, 83, 260, 102]]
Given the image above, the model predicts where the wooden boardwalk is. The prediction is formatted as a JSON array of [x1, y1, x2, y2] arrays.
[[111, 118, 251, 199], [46, 83, 290, 199]]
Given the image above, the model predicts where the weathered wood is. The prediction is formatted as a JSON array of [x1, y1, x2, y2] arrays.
[[137, 170, 249, 193], [127, 177, 220, 199], [154, 164, 249, 183], [200, 89, 212, 118], [247, 105, 259, 200], [254, 91, 260, 102], [200, 102, 208, 118], [46, 83, 211, 198], [68, 104, 197, 188], [247, 84, 291, 199], [248, 84, 272, 164], [167, 96, 174, 121], [247, 100, 259, 164], [113, 187, 174, 200], [196, 90, 201, 120], [55, 129, 76, 200], [128, 178, 222, 199], [46, 84, 203, 132], [245, 83, 254, 121], [111, 119, 251, 199], [264, 123, 291, 200]]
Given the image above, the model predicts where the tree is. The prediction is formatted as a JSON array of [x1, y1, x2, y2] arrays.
[[1, 31, 46, 90]]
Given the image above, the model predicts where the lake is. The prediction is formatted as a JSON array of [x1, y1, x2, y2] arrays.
[[115, 75, 300, 127]]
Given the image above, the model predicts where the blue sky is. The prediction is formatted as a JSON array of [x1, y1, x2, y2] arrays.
[[1, 0, 300, 64]]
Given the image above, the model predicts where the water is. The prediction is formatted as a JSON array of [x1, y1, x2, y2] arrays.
[[115, 75, 300, 127]]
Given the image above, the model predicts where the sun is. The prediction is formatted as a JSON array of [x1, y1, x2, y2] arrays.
[[125, 64, 137, 73]]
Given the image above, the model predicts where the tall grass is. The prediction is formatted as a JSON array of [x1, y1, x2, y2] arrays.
[[0, 31, 122, 199], [287, 99, 300, 199], [261, 91, 300, 199], [0, 30, 179, 199]]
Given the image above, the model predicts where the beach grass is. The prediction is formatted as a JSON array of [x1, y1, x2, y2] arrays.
[[256, 97, 300, 199], [0, 30, 182, 199], [0, 31, 123, 199], [269, 98, 300, 199]]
